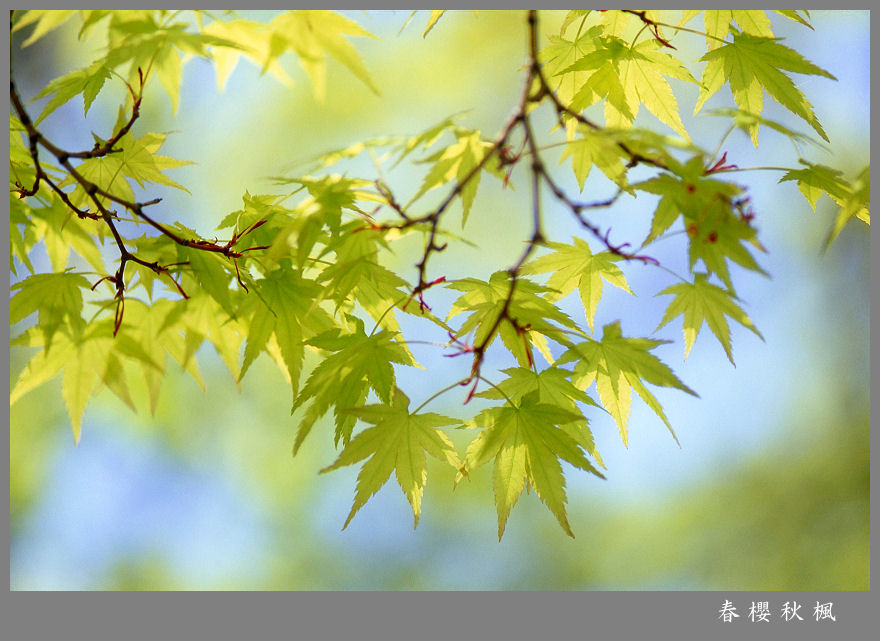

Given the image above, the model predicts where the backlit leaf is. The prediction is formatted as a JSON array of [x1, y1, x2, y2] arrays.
[[696, 32, 836, 145], [293, 318, 414, 452], [447, 271, 582, 368], [464, 392, 604, 539], [656, 273, 763, 364], [522, 237, 633, 332], [321, 387, 461, 528], [558, 321, 697, 446]]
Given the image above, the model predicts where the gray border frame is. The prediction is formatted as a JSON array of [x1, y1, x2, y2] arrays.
[[4, 1, 873, 640]]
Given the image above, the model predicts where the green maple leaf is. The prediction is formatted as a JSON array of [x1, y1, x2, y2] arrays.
[[292, 318, 414, 452], [392, 115, 460, 168], [521, 238, 633, 332], [102, 12, 242, 113], [684, 200, 767, 293], [408, 129, 503, 227], [25, 196, 105, 274], [422, 10, 446, 37], [65, 128, 192, 209], [559, 126, 628, 190], [558, 11, 591, 37], [111, 131, 194, 192], [314, 225, 450, 351], [9, 197, 36, 276], [203, 18, 293, 91], [476, 366, 603, 467], [562, 36, 697, 139], [774, 10, 813, 29], [32, 59, 111, 125], [825, 165, 870, 247], [656, 273, 763, 364], [779, 161, 870, 248], [11, 320, 158, 442], [705, 109, 828, 151], [12, 10, 76, 47], [695, 31, 836, 145], [539, 26, 606, 110], [10, 271, 89, 350], [240, 267, 334, 392], [176, 245, 237, 317], [265, 10, 378, 101], [114, 299, 204, 414], [464, 391, 604, 539], [317, 228, 404, 311], [320, 387, 461, 528], [446, 271, 582, 368], [177, 292, 245, 381], [636, 162, 766, 290], [558, 321, 697, 447], [699, 10, 774, 50]]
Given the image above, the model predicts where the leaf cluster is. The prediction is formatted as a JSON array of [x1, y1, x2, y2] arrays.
[[9, 9, 868, 538]]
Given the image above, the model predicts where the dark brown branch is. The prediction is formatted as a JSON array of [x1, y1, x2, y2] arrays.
[[9, 70, 265, 335]]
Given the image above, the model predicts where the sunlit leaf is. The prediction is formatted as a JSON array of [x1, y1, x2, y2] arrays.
[[321, 387, 461, 528], [656, 272, 763, 364], [558, 321, 697, 446], [522, 237, 633, 332], [695, 31, 836, 145], [464, 391, 604, 539]]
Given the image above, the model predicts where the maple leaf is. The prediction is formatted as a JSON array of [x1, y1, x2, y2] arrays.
[[539, 26, 606, 110], [695, 31, 836, 145], [521, 238, 633, 332], [705, 109, 828, 152], [779, 162, 871, 248], [312, 225, 450, 353], [558, 11, 591, 37], [11, 10, 76, 47], [825, 165, 870, 248], [64, 128, 193, 209], [392, 115, 460, 168], [110, 130, 194, 192], [10, 271, 89, 350], [26, 196, 105, 274], [265, 10, 378, 102], [774, 10, 813, 29], [11, 319, 159, 442], [203, 18, 293, 92], [423, 10, 446, 37], [100, 12, 243, 113], [562, 36, 697, 139], [292, 318, 415, 452], [636, 160, 766, 291], [656, 273, 763, 364], [320, 387, 461, 528], [698, 10, 774, 50], [558, 321, 697, 447], [446, 271, 582, 368], [464, 391, 604, 539], [114, 299, 204, 414], [177, 292, 245, 381], [408, 129, 503, 227], [240, 267, 335, 399], [559, 126, 628, 190], [476, 366, 603, 467], [31, 59, 111, 125]]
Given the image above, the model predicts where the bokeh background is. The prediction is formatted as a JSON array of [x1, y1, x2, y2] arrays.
[[10, 10, 869, 590]]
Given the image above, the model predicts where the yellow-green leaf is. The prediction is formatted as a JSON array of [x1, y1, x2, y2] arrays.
[[656, 273, 763, 364], [464, 392, 604, 539], [521, 238, 633, 332], [320, 387, 461, 528], [558, 321, 697, 446]]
